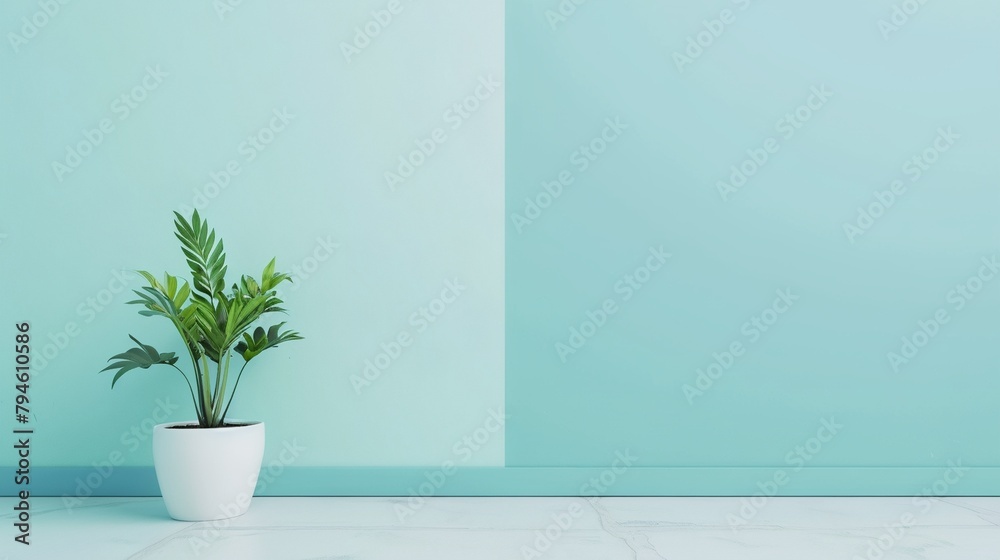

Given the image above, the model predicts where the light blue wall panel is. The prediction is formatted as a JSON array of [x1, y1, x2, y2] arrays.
[[506, 0, 1000, 489]]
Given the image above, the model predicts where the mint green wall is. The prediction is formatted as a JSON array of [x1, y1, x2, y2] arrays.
[[2, 0, 999, 497], [1, 0, 505, 470], [507, 0, 1000, 474]]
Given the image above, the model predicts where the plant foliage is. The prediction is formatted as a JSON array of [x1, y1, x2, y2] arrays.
[[101, 211, 302, 427]]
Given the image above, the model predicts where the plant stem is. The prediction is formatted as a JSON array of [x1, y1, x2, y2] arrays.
[[211, 354, 222, 413], [219, 360, 249, 425], [200, 354, 213, 425], [164, 313, 206, 426], [187, 347, 206, 426], [169, 363, 201, 424], [211, 351, 232, 426]]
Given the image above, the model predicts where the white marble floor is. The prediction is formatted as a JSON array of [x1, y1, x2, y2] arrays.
[[1, 496, 998, 559]]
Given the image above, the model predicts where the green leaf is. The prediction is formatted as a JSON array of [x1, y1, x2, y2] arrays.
[[100, 336, 180, 388], [262, 258, 275, 287], [173, 210, 227, 299], [173, 282, 191, 309], [166, 274, 177, 297], [236, 322, 303, 362], [241, 275, 260, 296], [137, 270, 161, 290]]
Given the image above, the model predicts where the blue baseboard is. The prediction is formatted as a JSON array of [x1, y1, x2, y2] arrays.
[[3, 466, 999, 497]]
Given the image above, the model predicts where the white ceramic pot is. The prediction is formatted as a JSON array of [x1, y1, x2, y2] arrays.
[[152, 421, 265, 521]]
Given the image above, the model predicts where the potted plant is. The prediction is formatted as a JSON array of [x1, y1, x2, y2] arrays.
[[100, 211, 302, 521]]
